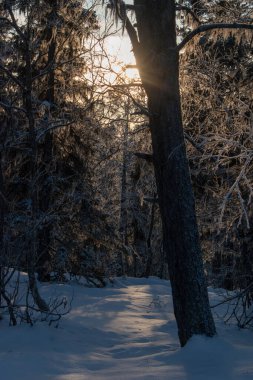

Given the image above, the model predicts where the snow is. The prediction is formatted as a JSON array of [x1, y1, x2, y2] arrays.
[[0, 276, 253, 380]]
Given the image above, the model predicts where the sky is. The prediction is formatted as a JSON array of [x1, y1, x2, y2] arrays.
[[105, 35, 135, 65], [94, 0, 136, 66]]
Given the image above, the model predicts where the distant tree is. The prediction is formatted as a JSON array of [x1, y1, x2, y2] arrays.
[[0, 0, 99, 313], [180, 2, 253, 298]]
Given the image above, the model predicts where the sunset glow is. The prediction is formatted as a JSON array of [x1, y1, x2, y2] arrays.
[[105, 35, 139, 80]]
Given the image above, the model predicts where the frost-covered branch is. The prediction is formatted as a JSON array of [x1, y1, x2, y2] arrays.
[[178, 23, 253, 51]]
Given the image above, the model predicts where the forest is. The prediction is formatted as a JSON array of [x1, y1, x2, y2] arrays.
[[0, 0, 253, 378]]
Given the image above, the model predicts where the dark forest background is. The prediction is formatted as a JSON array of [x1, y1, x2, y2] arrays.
[[0, 0, 253, 330]]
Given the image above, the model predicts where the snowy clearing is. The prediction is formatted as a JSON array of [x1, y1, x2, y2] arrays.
[[1, 276, 253, 380]]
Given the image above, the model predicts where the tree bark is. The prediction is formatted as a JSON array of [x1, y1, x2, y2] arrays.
[[132, 0, 216, 346], [24, 28, 49, 311], [145, 192, 156, 277], [37, 2, 56, 281], [0, 151, 4, 307], [0, 88, 9, 309], [119, 98, 129, 274]]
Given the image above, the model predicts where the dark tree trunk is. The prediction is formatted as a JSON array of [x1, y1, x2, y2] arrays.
[[37, 132, 53, 282], [24, 31, 49, 311], [0, 151, 4, 306], [119, 98, 131, 274], [132, 0, 216, 346], [37, 4, 56, 281], [145, 192, 156, 277], [0, 115, 8, 297], [0, 122, 6, 259]]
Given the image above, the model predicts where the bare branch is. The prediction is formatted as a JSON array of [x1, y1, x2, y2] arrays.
[[178, 23, 253, 51], [184, 132, 204, 153], [176, 4, 200, 25], [125, 16, 140, 55], [0, 64, 25, 90], [134, 152, 153, 162], [5, 7, 26, 41], [143, 196, 159, 204], [36, 120, 75, 141], [0, 100, 27, 115]]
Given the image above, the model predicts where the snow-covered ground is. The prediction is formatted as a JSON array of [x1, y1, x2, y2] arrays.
[[0, 276, 253, 379]]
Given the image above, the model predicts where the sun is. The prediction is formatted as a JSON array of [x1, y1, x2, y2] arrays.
[[105, 35, 139, 80], [124, 66, 139, 80], [105, 35, 134, 63]]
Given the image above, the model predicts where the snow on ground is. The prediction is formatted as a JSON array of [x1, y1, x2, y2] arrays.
[[0, 275, 253, 380]]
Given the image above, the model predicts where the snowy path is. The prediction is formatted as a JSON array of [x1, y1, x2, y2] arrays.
[[0, 276, 253, 379]]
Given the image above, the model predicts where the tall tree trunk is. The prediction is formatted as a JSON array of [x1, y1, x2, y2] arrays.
[[24, 30, 49, 311], [119, 100, 129, 274], [37, 3, 56, 281], [0, 109, 8, 307], [145, 192, 156, 277], [132, 0, 216, 346], [0, 150, 4, 307]]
